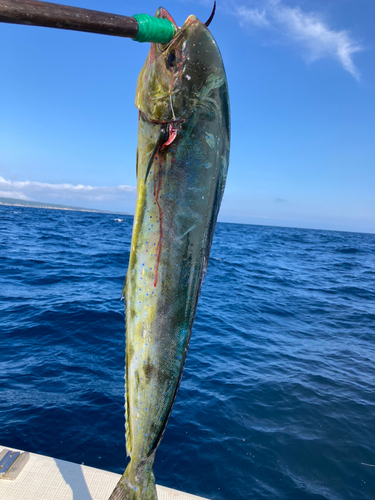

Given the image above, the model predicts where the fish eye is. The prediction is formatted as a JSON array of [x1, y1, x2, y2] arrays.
[[167, 51, 176, 68]]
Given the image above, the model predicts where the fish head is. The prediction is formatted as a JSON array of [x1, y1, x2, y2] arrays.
[[135, 7, 225, 123]]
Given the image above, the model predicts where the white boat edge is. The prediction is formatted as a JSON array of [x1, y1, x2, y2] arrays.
[[0, 445, 209, 500]]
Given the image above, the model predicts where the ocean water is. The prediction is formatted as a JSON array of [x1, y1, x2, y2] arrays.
[[1, 205, 375, 500]]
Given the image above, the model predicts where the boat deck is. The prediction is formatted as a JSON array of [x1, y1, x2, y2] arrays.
[[0, 445, 208, 500]]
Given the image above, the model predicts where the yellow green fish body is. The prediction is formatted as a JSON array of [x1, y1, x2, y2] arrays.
[[110, 8, 230, 500]]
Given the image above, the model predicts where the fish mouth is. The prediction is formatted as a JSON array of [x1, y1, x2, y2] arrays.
[[158, 14, 204, 52]]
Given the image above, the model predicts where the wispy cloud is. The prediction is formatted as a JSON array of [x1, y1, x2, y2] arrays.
[[0, 190, 31, 201], [237, 5, 269, 26], [0, 176, 136, 204], [234, 0, 363, 79]]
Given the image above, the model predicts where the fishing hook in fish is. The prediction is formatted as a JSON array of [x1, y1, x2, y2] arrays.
[[205, 1, 216, 27]]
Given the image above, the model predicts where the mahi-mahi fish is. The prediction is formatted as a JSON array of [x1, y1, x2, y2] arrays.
[[109, 6, 230, 500]]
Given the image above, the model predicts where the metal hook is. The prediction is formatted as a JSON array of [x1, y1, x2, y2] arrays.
[[205, 1, 216, 27]]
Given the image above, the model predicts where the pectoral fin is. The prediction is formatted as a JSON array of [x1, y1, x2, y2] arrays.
[[144, 127, 166, 183], [144, 123, 180, 183]]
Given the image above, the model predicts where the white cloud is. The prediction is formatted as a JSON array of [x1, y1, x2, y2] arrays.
[[234, 0, 362, 79], [0, 190, 31, 200], [0, 176, 136, 204], [237, 5, 269, 26]]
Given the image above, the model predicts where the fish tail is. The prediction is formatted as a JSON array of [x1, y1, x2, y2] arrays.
[[108, 458, 157, 500]]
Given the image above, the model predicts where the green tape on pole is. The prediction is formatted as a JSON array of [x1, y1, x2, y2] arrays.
[[133, 14, 176, 43]]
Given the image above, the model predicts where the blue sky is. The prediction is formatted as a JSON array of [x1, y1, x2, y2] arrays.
[[1, 0, 374, 233]]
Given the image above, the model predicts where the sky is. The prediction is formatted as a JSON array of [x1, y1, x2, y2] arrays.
[[1, 0, 374, 233]]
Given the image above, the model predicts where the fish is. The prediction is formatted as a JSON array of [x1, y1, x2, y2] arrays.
[[109, 6, 230, 500]]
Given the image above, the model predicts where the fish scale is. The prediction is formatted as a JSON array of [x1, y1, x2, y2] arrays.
[[109, 7, 230, 500]]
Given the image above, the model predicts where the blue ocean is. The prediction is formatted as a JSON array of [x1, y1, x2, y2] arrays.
[[1, 205, 375, 500]]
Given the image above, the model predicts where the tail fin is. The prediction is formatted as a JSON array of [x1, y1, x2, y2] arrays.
[[108, 459, 157, 500]]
